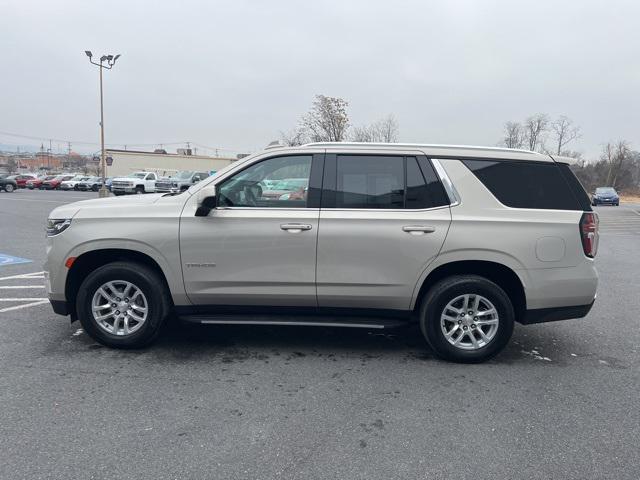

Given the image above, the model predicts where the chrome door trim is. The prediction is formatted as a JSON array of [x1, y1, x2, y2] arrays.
[[431, 158, 461, 206]]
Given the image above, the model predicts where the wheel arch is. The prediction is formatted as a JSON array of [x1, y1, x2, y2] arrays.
[[412, 260, 527, 321], [65, 248, 173, 320]]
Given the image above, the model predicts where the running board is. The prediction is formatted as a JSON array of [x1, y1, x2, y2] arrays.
[[179, 314, 407, 329]]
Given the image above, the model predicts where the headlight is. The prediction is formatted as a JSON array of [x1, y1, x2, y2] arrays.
[[46, 218, 72, 237]]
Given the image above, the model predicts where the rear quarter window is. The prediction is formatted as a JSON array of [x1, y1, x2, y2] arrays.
[[462, 159, 585, 210]]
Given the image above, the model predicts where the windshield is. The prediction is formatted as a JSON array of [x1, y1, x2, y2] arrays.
[[596, 187, 616, 194], [175, 171, 194, 179]]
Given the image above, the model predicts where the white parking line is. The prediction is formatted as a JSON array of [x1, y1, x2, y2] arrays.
[[0, 300, 49, 313], [0, 286, 45, 289], [0, 298, 48, 301], [0, 271, 45, 281], [0, 197, 72, 204]]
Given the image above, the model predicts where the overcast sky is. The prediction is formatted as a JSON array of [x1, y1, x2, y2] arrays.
[[1, 0, 639, 158]]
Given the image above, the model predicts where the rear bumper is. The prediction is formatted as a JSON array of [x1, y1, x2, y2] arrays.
[[519, 299, 595, 325]]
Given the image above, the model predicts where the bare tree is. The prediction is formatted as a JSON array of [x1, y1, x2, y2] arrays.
[[301, 95, 350, 142], [350, 114, 399, 143], [603, 140, 631, 187], [374, 114, 399, 142], [279, 128, 308, 146], [351, 125, 375, 142], [523, 113, 549, 152], [502, 121, 525, 149], [551, 116, 581, 155]]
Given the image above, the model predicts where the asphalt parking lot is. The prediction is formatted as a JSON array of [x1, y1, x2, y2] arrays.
[[0, 189, 639, 480]]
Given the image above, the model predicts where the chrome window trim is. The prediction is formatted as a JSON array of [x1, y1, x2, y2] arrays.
[[431, 158, 461, 206]]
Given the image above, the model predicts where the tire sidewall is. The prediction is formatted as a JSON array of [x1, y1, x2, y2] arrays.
[[420, 276, 514, 363], [76, 262, 168, 348]]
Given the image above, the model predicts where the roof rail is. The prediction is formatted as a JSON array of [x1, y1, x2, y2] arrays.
[[301, 142, 539, 155]]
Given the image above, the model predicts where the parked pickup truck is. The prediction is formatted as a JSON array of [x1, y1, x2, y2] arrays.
[[154, 171, 210, 193], [111, 172, 157, 195]]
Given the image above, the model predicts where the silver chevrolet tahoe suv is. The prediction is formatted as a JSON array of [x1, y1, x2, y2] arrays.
[[44, 143, 599, 363]]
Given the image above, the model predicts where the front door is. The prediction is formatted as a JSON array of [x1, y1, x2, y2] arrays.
[[180, 154, 322, 306], [317, 154, 452, 310]]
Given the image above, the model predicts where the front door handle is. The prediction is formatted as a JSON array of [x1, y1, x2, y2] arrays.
[[280, 223, 313, 232], [402, 225, 436, 235]]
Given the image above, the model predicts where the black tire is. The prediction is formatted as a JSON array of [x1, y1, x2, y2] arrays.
[[135, 185, 145, 194], [4, 184, 15, 193], [419, 275, 514, 363], [92, 185, 99, 192], [76, 262, 171, 349]]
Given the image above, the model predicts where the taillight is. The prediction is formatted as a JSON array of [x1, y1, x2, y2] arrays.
[[580, 212, 599, 258]]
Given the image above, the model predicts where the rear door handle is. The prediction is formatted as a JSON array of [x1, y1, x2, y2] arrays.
[[280, 223, 313, 232], [402, 225, 436, 234]]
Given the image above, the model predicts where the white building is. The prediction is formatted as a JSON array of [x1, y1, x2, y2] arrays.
[[104, 149, 237, 178]]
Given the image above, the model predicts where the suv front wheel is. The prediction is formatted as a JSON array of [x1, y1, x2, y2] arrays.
[[420, 275, 514, 363], [76, 261, 171, 348]]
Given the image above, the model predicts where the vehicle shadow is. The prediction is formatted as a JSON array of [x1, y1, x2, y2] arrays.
[[120, 317, 555, 366]]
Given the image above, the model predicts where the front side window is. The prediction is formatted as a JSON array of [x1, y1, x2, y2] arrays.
[[218, 155, 312, 208]]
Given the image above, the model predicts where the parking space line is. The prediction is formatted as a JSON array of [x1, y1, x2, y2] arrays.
[[0, 300, 49, 313], [0, 271, 45, 281], [0, 298, 48, 301], [0, 197, 71, 204], [0, 286, 45, 289]]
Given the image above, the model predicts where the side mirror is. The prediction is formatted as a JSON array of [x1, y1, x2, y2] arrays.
[[195, 185, 217, 217]]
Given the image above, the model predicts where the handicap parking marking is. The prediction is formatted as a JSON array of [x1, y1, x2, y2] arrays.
[[0, 254, 32, 266]]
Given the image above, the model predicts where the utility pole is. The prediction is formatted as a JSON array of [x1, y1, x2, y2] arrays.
[[67, 142, 72, 170], [85, 50, 121, 197], [48, 139, 52, 169]]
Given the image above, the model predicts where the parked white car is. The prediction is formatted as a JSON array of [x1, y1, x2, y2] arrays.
[[111, 172, 157, 195], [60, 175, 90, 191]]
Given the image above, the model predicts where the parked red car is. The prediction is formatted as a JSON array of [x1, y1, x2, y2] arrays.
[[26, 175, 56, 189], [8, 174, 37, 188], [42, 174, 75, 190]]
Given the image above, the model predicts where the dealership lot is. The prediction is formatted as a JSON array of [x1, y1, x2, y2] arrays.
[[0, 190, 639, 479]]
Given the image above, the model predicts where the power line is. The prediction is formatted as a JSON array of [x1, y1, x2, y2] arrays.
[[0, 130, 252, 154]]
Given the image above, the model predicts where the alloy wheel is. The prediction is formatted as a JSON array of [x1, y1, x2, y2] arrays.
[[91, 280, 149, 336], [440, 294, 499, 350]]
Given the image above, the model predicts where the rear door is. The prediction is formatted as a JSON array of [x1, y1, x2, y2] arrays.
[[316, 153, 452, 310]]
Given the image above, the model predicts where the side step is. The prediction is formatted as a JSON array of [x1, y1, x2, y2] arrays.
[[178, 314, 408, 329]]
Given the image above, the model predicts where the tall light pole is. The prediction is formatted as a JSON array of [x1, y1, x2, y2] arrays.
[[85, 51, 121, 197]]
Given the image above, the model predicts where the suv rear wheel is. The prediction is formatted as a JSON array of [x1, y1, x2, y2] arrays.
[[420, 275, 514, 363], [76, 261, 170, 348]]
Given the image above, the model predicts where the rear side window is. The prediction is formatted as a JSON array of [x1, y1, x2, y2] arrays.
[[462, 159, 584, 210], [327, 155, 450, 209], [558, 163, 592, 211], [335, 155, 404, 209]]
